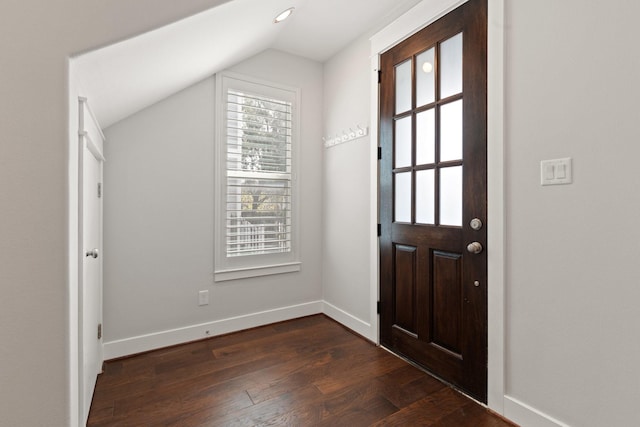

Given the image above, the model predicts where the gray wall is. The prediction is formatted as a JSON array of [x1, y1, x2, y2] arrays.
[[322, 34, 374, 334], [504, 2, 640, 425], [103, 49, 324, 352]]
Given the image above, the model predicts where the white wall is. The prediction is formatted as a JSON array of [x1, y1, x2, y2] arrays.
[[322, 35, 377, 340], [503, 1, 640, 426], [0, 0, 230, 425], [102, 49, 324, 357]]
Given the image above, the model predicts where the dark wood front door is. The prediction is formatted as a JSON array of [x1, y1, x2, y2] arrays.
[[379, 0, 488, 402]]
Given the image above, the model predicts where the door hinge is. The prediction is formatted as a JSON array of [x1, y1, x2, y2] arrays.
[[377, 301, 382, 314], [97, 323, 102, 340], [97, 183, 102, 199], [377, 223, 381, 237], [377, 146, 382, 160], [377, 69, 382, 84]]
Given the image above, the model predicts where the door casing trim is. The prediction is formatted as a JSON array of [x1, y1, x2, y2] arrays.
[[369, 0, 505, 415], [77, 97, 106, 424]]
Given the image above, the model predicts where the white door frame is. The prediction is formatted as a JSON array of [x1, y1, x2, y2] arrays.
[[78, 97, 106, 424], [369, 0, 506, 414]]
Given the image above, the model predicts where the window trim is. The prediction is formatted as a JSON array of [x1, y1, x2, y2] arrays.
[[214, 71, 301, 282]]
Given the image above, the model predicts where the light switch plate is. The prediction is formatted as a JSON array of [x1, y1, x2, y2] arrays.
[[541, 158, 572, 186]]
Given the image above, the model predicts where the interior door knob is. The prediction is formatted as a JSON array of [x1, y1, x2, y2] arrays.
[[86, 249, 99, 259], [466, 242, 483, 254]]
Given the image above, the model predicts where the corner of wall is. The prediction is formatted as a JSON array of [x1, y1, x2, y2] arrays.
[[504, 396, 570, 427], [67, 56, 80, 427], [322, 301, 376, 342]]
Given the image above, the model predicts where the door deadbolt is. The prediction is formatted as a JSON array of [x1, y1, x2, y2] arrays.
[[470, 218, 483, 231]]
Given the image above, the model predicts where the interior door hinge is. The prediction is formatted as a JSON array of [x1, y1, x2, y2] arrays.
[[377, 301, 382, 314], [377, 69, 382, 84], [97, 183, 102, 199], [377, 223, 381, 237], [377, 146, 382, 160], [97, 323, 102, 340]]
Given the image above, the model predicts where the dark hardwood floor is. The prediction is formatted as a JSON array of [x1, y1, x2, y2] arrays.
[[88, 315, 515, 426]]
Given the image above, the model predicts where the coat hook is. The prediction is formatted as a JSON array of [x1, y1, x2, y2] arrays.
[[324, 125, 369, 148]]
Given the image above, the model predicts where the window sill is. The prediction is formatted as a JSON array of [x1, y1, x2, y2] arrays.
[[214, 262, 301, 282]]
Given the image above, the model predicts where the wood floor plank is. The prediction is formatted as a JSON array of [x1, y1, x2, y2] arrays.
[[246, 339, 376, 404], [168, 385, 324, 426], [431, 402, 514, 427], [318, 395, 399, 427], [375, 367, 448, 408], [318, 380, 397, 421], [255, 403, 325, 427], [371, 386, 475, 426], [87, 315, 517, 427], [312, 349, 407, 395]]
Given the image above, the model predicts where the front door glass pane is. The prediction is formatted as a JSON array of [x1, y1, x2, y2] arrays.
[[440, 166, 462, 226], [416, 48, 435, 107], [416, 169, 435, 224], [440, 100, 463, 162], [395, 116, 412, 168], [395, 172, 412, 223], [395, 59, 412, 114], [440, 33, 463, 99], [416, 109, 435, 165]]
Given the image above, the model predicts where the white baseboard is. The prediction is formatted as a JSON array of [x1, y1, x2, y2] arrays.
[[103, 300, 323, 360], [322, 301, 375, 342], [504, 395, 569, 427]]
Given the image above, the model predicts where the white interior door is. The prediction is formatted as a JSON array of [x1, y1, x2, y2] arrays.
[[79, 98, 105, 424]]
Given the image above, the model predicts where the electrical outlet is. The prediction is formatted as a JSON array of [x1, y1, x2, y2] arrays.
[[198, 290, 209, 306]]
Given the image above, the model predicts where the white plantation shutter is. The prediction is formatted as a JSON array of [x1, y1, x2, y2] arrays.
[[225, 90, 292, 257], [215, 72, 300, 282]]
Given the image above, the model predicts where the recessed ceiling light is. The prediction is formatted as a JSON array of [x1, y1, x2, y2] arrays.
[[274, 7, 295, 24]]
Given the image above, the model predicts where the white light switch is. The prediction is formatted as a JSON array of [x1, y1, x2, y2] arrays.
[[541, 158, 572, 186], [544, 164, 555, 180]]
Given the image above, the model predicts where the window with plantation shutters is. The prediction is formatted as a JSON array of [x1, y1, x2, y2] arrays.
[[215, 72, 300, 281], [226, 90, 292, 257]]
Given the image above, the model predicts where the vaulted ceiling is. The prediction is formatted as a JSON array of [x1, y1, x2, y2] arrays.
[[73, 0, 423, 128]]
